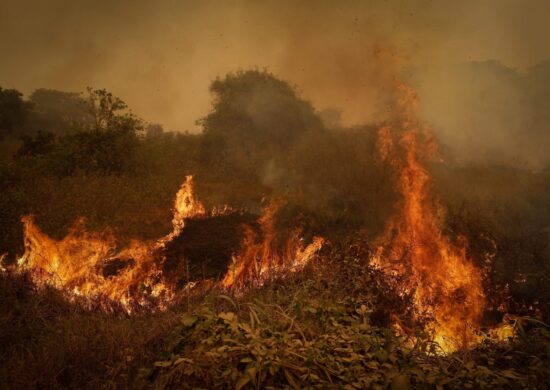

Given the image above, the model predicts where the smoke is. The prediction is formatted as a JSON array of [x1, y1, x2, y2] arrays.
[[407, 61, 550, 168], [1, 0, 549, 165]]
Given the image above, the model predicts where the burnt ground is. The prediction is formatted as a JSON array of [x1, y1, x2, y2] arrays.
[[162, 212, 258, 286]]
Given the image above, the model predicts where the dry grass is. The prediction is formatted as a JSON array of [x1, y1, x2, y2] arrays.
[[0, 272, 179, 389]]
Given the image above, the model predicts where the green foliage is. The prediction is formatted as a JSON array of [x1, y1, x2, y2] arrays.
[[17, 130, 57, 157], [83, 87, 142, 134], [196, 70, 396, 235], [202, 69, 323, 155], [1, 244, 549, 389], [152, 304, 419, 389], [147, 252, 550, 389]]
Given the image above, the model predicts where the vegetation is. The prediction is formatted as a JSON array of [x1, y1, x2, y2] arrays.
[[2, 247, 549, 389], [0, 70, 549, 388], [150, 254, 550, 389]]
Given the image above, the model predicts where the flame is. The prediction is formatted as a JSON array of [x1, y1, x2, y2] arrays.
[[222, 200, 324, 290], [158, 175, 206, 246], [373, 83, 485, 352], [15, 174, 321, 309], [16, 175, 206, 312]]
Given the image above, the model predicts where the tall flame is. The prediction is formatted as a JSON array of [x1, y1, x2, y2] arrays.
[[373, 84, 485, 352], [159, 175, 206, 246], [16, 175, 205, 311], [222, 200, 324, 290]]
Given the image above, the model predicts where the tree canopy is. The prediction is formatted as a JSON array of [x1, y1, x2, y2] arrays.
[[199, 70, 324, 171], [0, 87, 32, 136]]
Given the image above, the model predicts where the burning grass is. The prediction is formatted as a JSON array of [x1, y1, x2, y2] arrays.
[[372, 84, 485, 352], [1, 76, 549, 388], [2, 244, 549, 389], [12, 175, 325, 313], [125, 243, 550, 389], [13, 176, 208, 312]]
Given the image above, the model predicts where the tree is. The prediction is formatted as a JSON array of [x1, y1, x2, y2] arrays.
[[0, 87, 32, 136], [17, 130, 57, 158], [84, 87, 142, 134], [199, 70, 324, 174], [145, 123, 164, 138], [16, 88, 143, 175], [27, 89, 92, 135]]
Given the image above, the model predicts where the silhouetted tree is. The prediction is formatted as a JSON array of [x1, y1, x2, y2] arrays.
[[84, 87, 142, 134], [0, 87, 32, 136], [199, 69, 324, 175], [145, 123, 164, 138], [27, 89, 92, 134], [16, 88, 143, 175]]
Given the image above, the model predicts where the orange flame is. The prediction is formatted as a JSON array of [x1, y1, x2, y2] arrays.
[[373, 84, 485, 352], [158, 175, 206, 246], [15, 175, 321, 309], [16, 175, 205, 312], [222, 200, 324, 291]]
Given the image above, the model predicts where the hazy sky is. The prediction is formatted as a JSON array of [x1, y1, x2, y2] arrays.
[[1, 0, 549, 131]]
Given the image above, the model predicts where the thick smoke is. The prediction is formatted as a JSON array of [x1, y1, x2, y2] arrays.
[[1, 0, 549, 166], [408, 61, 550, 168]]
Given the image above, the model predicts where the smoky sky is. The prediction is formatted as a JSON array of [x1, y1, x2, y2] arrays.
[[1, 0, 549, 165]]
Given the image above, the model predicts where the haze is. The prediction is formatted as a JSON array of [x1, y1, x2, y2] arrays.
[[1, 0, 549, 165]]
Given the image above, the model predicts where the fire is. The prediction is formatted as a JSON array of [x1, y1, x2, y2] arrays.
[[222, 200, 324, 290], [15, 175, 323, 310], [159, 175, 206, 245], [16, 175, 206, 312], [373, 83, 485, 352]]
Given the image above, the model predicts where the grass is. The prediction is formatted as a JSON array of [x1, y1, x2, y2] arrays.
[[1, 137, 549, 388], [1, 241, 549, 389], [147, 244, 550, 389], [0, 272, 179, 389]]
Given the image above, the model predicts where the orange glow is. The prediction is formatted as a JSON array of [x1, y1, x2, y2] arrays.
[[158, 175, 206, 246], [222, 200, 324, 291], [16, 175, 323, 309], [373, 83, 485, 352], [17, 175, 206, 312]]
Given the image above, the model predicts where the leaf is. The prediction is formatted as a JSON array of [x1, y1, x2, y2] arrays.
[[249, 311, 255, 331], [500, 369, 522, 379], [218, 294, 239, 310], [235, 374, 251, 390], [181, 313, 198, 327], [374, 350, 388, 363], [239, 322, 253, 334], [357, 305, 368, 316], [154, 360, 173, 367], [283, 368, 301, 390], [174, 357, 192, 366], [248, 306, 262, 326], [219, 312, 236, 323]]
